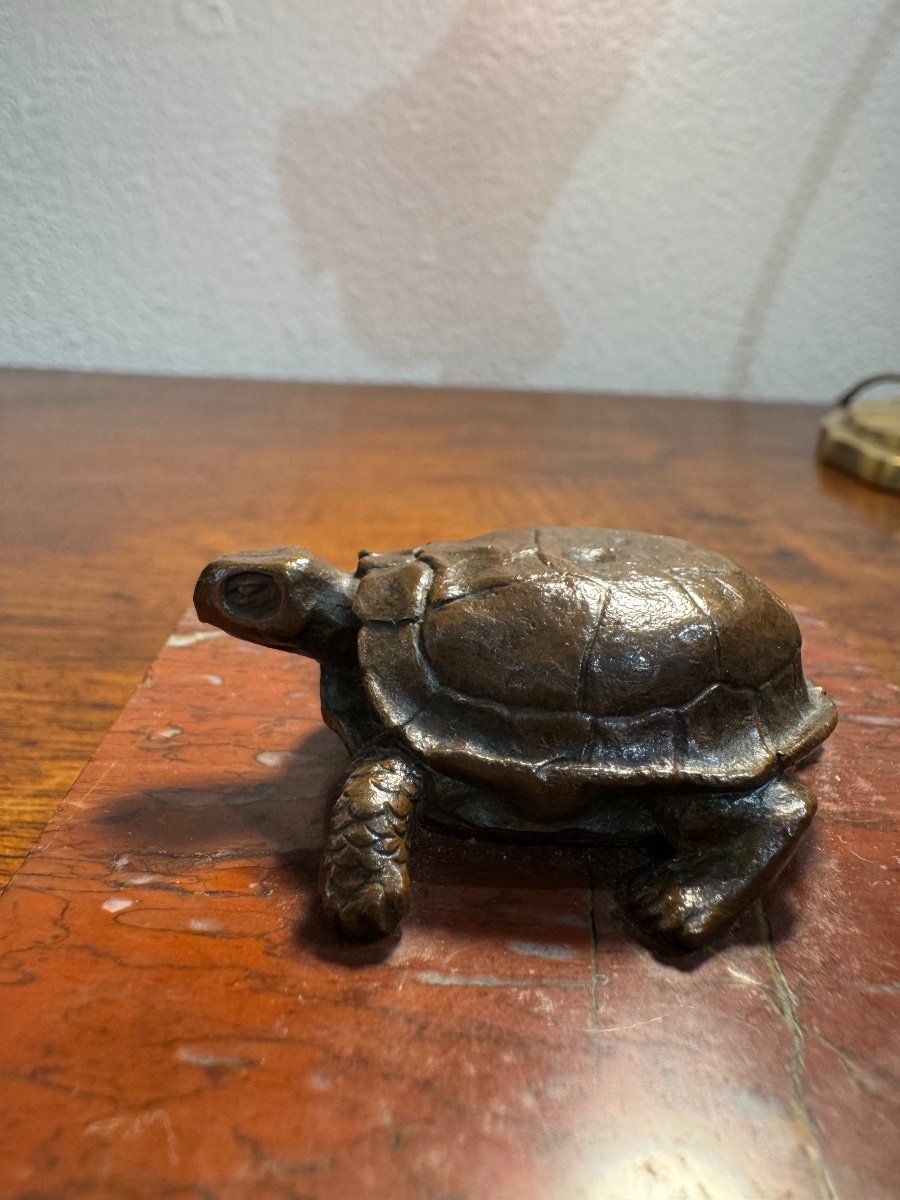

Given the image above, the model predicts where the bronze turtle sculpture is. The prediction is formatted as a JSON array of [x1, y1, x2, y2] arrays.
[[194, 527, 836, 949]]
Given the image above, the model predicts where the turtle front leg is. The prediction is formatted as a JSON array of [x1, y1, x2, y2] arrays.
[[320, 748, 424, 939], [618, 775, 817, 950]]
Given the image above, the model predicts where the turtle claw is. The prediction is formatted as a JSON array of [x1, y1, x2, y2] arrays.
[[322, 863, 410, 941], [619, 859, 738, 950]]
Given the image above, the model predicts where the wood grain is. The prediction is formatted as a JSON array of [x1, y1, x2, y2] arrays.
[[2, 367, 898, 894], [0, 606, 896, 1199]]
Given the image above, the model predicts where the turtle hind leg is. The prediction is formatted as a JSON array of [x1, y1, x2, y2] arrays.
[[617, 775, 817, 951], [320, 748, 423, 940]]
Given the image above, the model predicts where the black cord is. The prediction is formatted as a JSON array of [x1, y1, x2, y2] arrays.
[[836, 374, 900, 409]]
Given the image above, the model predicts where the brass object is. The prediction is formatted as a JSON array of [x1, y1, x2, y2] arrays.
[[819, 374, 900, 493], [195, 528, 837, 951]]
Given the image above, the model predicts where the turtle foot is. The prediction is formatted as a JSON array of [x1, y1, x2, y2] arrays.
[[619, 856, 747, 950], [322, 861, 410, 940], [320, 747, 422, 941], [618, 776, 817, 950]]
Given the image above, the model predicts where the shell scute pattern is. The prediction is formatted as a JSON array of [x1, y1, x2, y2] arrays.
[[422, 575, 601, 711], [352, 527, 835, 810], [583, 572, 719, 716]]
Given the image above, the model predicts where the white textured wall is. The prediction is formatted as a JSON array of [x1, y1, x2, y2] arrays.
[[1, 1, 898, 400]]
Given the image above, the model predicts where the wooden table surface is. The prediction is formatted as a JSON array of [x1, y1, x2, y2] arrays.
[[1, 369, 899, 1199], [2, 368, 898, 889]]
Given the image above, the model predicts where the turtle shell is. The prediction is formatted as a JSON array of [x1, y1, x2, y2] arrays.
[[352, 527, 836, 819]]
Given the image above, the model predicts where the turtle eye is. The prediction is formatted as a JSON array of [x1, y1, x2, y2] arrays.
[[223, 571, 281, 619]]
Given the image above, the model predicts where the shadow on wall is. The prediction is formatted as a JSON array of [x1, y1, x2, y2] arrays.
[[280, 0, 668, 379]]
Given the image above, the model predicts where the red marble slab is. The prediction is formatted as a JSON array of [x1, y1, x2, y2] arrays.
[[0, 610, 897, 1200]]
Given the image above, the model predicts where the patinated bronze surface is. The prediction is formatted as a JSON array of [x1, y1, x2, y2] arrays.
[[194, 527, 837, 949]]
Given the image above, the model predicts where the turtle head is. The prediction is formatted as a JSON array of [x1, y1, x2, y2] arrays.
[[194, 547, 358, 664]]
